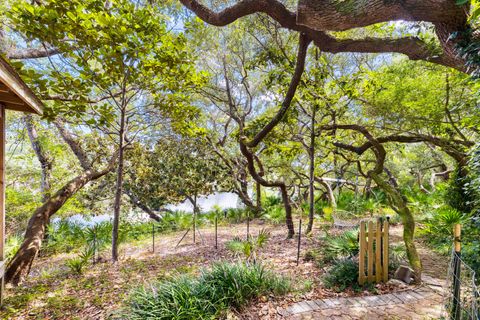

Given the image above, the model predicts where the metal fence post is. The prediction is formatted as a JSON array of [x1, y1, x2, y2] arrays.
[[152, 223, 155, 253], [246, 211, 250, 240], [215, 216, 218, 249], [297, 219, 302, 266], [92, 226, 97, 265]]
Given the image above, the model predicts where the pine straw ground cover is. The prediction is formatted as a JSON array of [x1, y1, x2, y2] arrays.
[[2, 222, 427, 320]]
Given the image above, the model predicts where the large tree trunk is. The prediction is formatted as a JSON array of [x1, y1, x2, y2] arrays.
[[255, 182, 262, 213], [371, 172, 422, 283], [24, 116, 54, 241], [111, 106, 126, 262], [5, 169, 110, 284], [279, 185, 294, 238]]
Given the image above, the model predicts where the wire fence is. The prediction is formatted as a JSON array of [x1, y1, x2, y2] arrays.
[[443, 247, 480, 319]]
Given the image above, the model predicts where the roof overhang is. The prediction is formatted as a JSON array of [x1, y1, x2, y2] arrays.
[[0, 56, 43, 115]]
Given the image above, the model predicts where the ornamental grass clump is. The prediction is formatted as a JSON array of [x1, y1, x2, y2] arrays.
[[126, 262, 290, 319]]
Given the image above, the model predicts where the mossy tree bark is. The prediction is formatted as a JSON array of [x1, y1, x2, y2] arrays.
[[371, 172, 422, 282], [319, 124, 423, 282], [180, 0, 472, 73]]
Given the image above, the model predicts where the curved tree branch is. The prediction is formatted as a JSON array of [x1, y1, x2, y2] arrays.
[[179, 0, 468, 72], [53, 119, 92, 171], [332, 133, 472, 166], [6, 47, 60, 60], [246, 32, 311, 147]]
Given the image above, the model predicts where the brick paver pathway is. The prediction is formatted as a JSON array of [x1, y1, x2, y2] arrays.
[[278, 238, 444, 320], [281, 276, 445, 319]]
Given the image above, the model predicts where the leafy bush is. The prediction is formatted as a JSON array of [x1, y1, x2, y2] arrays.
[[388, 243, 407, 272], [304, 249, 322, 263], [160, 211, 195, 231], [263, 195, 281, 208], [5, 234, 23, 261], [390, 243, 407, 264], [322, 258, 359, 291], [423, 206, 468, 240], [126, 262, 290, 319], [65, 246, 94, 274], [224, 208, 248, 223], [336, 190, 384, 216], [200, 262, 289, 308], [444, 166, 475, 214], [262, 205, 285, 224], [468, 144, 480, 213], [65, 257, 88, 274], [128, 276, 216, 319], [225, 229, 270, 262], [324, 229, 359, 259]]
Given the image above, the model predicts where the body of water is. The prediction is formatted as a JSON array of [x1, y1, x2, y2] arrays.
[[52, 192, 241, 227]]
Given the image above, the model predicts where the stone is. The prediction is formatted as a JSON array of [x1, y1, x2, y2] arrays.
[[387, 278, 409, 289], [394, 265, 414, 284]]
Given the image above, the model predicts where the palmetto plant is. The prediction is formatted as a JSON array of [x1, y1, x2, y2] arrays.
[[390, 243, 407, 264], [324, 229, 359, 259], [226, 229, 271, 263], [424, 206, 468, 236], [65, 245, 95, 274]]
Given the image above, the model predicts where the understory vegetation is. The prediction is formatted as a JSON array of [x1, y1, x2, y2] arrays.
[[125, 262, 290, 319]]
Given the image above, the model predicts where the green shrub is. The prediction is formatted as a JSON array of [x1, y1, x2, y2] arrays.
[[444, 167, 474, 214], [304, 249, 321, 262], [225, 229, 270, 262], [263, 195, 281, 208], [65, 246, 94, 274], [468, 144, 480, 212], [423, 205, 468, 240], [200, 262, 289, 309], [128, 276, 217, 319], [125, 262, 290, 319], [65, 257, 88, 274], [336, 191, 383, 216], [160, 211, 195, 231], [390, 243, 407, 264], [324, 229, 359, 259], [5, 234, 23, 261], [303, 248, 332, 268], [322, 259, 359, 291], [262, 205, 285, 224], [388, 243, 407, 272], [224, 208, 247, 223]]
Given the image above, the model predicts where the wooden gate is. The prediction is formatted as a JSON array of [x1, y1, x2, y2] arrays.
[[358, 218, 389, 285]]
